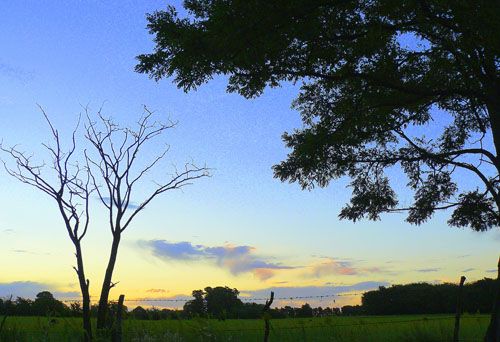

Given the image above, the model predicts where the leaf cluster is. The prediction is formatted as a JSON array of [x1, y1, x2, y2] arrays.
[[137, 0, 500, 230]]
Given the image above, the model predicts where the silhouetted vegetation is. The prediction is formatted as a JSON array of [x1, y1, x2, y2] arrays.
[[1, 109, 209, 339], [357, 278, 498, 315], [137, 0, 500, 232], [137, 2, 500, 337], [2, 279, 497, 320], [0, 292, 76, 317]]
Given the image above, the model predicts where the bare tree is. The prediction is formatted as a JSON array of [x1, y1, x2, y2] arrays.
[[84, 106, 210, 331], [1, 108, 93, 341]]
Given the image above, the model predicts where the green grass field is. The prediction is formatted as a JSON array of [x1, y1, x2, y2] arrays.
[[0, 314, 489, 341]]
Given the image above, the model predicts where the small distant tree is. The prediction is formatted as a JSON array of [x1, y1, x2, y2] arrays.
[[204, 286, 242, 320], [297, 303, 313, 318], [33, 291, 67, 316], [131, 306, 148, 320], [183, 289, 206, 317], [14, 297, 33, 316], [341, 305, 365, 316]]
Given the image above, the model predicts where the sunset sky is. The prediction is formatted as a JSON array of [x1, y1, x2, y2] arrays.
[[0, 1, 498, 309]]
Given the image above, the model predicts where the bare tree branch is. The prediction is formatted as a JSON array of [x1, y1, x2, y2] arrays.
[[1, 107, 93, 339], [84, 106, 210, 330]]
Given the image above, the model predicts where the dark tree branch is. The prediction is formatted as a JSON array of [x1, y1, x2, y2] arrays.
[[1, 108, 93, 340], [84, 106, 210, 330]]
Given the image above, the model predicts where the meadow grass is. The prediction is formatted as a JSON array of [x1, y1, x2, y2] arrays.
[[0, 314, 489, 341]]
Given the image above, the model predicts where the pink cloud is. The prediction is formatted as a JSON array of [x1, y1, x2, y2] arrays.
[[253, 268, 276, 281], [307, 259, 383, 278], [310, 259, 358, 277], [146, 288, 167, 293]]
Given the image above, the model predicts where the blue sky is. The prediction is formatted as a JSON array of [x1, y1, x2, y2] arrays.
[[0, 1, 498, 307]]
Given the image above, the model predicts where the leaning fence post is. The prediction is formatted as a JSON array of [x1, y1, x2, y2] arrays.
[[453, 276, 466, 342], [263, 291, 274, 342], [485, 256, 500, 342], [111, 294, 125, 342]]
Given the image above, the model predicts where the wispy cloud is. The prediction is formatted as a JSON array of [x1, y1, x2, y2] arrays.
[[416, 268, 440, 273], [0, 281, 78, 299], [310, 259, 357, 276], [100, 197, 139, 209], [462, 268, 475, 273], [10, 249, 50, 256], [146, 288, 167, 294], [11, 249, 29, 254], [140, 240, 297, 281], [254, 269, 275, 281], [305, 258, 384, 278], [0, 62, 34, 83]]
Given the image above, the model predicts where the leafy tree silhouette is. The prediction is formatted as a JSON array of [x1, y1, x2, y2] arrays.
[[183, 289, 206, 317], [204, 286, 243, 320], [136, 1, 500, 338]]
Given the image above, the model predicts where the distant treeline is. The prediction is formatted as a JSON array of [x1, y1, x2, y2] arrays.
[[0, 287, 338, 320], [343, 278, 497, 316], [1, 279, 497, 319]]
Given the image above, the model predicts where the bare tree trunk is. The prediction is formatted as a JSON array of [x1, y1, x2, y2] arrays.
[[96, 233, 121, 331], [85, 109, 209, 332], [74, 242, 92, 341], [485, 257, 500, 342]]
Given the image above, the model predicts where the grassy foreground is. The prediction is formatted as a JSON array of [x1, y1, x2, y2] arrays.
[[0, 314, 489, 341]]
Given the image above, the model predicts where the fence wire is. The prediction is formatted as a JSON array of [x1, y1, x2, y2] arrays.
[[58, 291, 363, 303]]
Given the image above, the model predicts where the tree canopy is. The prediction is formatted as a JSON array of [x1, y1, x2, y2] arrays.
[[183, 286, 243, 319], [136, 0, 500, 231], [361, 279, 498, 315]]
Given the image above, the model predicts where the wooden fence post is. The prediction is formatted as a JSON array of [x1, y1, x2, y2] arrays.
[[453, 276, 466, 342], [485, 256, 500, 342], [111, 294, 125, 342], [263, 291, 274, 342]]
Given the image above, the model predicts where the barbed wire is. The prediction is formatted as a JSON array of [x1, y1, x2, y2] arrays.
[[56, 292, 364, 303]]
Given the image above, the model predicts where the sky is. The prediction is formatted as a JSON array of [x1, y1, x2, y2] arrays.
[[0, 1, 498, 309]]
